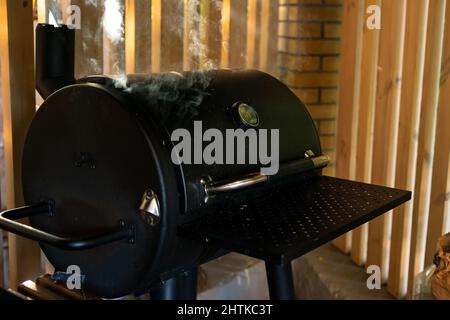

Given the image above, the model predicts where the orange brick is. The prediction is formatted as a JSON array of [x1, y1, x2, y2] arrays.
[[324, 23, 342, 38], [321, 88, 338, 103], [322, 56, 340, 71], [286, 56, 320, 71], [287, 72, 339, 87], [279, 22, 322, 38], [278, 38, 287, 51], [306, 104, 337, 119], [280, 0, 323, 5], [294, 89, 319, 104], [287, 39, 341, 55], [295, 7, 342, 21], [319, 119, 336, 134], [279, 6, 288, 20]]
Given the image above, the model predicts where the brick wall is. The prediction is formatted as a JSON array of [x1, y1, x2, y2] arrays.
[[278, 0, 343, 176]]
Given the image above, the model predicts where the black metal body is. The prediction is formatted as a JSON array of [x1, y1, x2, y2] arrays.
[[0, 24, 412, 300]]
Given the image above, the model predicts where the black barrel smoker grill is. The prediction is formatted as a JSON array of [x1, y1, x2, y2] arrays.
[[0, 24, 411, 300]]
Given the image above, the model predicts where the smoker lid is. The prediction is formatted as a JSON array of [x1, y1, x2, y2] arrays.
[[21, 83, 179, 298]]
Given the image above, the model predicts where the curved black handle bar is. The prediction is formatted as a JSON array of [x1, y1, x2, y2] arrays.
[[0, 202, 134, 250]]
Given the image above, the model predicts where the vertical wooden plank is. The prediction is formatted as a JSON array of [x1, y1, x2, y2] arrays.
[[125, 0, 136, 74], [152, 0, 184, 73], [183, 0, 200, 71], [367, 0, 407, 283], [103, 0, 125, 76], [37, 0, 47, 23], [151, 0, 161, 73], [221, 0, 248, 69], [387, 0, 429, 298], [134, 0, 151, 74], [259, 0, 279, 76], [351, 0, 381, 266], [0, 0, 43, 289], [424, 1, 450, 266], [246, 0, 260, 69], [333, 0, 364, 253], [199, 0, 222, 69], [127, 0, 155, 74], [72, 0, 104, 77], [408, 0, 447, 297]]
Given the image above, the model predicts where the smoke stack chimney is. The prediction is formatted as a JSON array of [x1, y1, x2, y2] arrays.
[[36, 24, 75, 99]]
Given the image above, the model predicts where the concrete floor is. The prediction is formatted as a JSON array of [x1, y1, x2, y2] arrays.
[[199, 244, 394, 300]]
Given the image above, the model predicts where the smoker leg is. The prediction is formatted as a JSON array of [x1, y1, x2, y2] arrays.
[[265, 261, 296, 300], [149, 276, 180, 300], [178, 268, 198, 300], [149, 268, 198, 300]]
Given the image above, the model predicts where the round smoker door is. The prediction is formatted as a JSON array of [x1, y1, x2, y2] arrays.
[[22, 84, 178, 298]]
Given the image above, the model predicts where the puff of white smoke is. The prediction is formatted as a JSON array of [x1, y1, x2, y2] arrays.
[[102, 0, 124, 45]]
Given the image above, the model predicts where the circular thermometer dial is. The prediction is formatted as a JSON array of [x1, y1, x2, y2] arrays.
[[233, 102, 260, 128]]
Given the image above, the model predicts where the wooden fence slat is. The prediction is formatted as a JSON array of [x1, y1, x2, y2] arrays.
[[334, 0, 364, 253], [161, 0, 184, 72], [424, 1, 450, 266], [72, 0, 104, 77], [125, 0, 136, 74], [259, 0, 279, 76], [151, 0, 161, 73], [351, 0, 381, 266], [407, 0, 447, 297], [103, 0, 125, 76], [199, 0, 222, 69], [183, 0, 201, 71], [221, 0, 248, 69], [0, 0, 43, 289], [387, 0, 429, 298], [134, 0, 151, 74], [246, 0, 260, 69], [367, 0, 407, 283], [126, 0, 152, 74]]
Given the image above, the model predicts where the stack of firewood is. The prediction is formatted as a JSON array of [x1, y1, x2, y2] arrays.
[[432, 233, 450, 300]]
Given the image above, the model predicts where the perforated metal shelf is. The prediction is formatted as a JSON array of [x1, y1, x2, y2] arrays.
[[179, 176, 411, 264]]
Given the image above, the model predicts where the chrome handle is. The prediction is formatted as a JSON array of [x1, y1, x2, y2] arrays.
[[0, 201, 134, 250], [202, 173, 268, 202], [202, 154, 330, 202]]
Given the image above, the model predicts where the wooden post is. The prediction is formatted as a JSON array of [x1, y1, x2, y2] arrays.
[[246, 0, 260, 69], [388, 0, 429, 299], [424, 0, 450, 267], [221, 0, 248, 69], [183, 0, 200, 71], [259, 0, 279, 76], [152, 0, 184, 73], [199, 0, 222, 69], [334, 0, 364, 253], [0, 0, 43, 289], [367, 0, 406, 283], [351, 0, 380, 266], [407, 0, 447, 297], [71, 0, 104, 77], [133, 0, 151, 74]]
